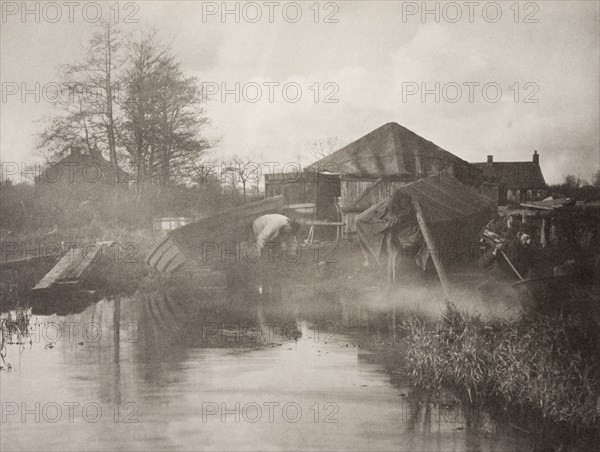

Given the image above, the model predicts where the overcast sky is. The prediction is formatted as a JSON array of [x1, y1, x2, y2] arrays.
[[1, 1, 599, 183]]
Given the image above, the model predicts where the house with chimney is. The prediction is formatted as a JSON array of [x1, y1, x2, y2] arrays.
[[35, 144, 129, 186], [471, 151, 546, 205]]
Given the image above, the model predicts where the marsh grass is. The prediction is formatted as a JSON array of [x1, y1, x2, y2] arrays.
[[0, 261, 56, 310], [403, 302, 600, 445], [0, 307, 31, 371]]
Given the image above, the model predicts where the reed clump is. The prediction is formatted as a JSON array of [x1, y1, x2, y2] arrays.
[[403, 302, 600, 435]]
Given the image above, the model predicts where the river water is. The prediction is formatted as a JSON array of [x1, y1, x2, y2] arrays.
[[1, 289, 530, 451]]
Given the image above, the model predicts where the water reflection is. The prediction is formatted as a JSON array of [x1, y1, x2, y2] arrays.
[[1, 286, 530, 451]]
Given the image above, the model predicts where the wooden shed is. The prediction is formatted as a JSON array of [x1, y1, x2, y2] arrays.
[[304, 122, 484, 237], [264, 171, 341, 240]]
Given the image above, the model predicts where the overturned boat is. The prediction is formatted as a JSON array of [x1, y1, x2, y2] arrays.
[[146, 195, 284, 274]]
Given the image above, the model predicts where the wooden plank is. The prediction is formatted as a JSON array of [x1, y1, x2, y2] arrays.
[[305, 221, 345, 226], [412, 197, 452, 301], [59, 243, 109, 281], [284, 203, 316, 209], [350, 178, 382, 207], [32, 242, 114, 291], [500, 250, 524, 281], [32, 253, 78, 290]]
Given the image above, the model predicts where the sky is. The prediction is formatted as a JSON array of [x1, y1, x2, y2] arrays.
[[1, 0, 599, 183]]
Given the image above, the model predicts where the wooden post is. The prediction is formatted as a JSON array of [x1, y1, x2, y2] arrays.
[[540, 218, 547, 247], [113, 297, 120, 364], [113, 297, 121, 404], [411, 197, 452, 301], [386, 233, 397, 285], [550, 223, 558, 243], [391, 306, 396, 345], [500, 250, 524, 281]]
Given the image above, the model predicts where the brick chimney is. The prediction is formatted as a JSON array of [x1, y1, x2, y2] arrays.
[[487, 155, 493, 163], [533, 150, 539, 165]]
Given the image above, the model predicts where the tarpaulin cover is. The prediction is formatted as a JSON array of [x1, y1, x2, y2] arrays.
[[356, 172, 494, 267]]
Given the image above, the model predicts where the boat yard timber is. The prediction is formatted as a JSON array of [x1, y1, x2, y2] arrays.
[[146, 195, 285, 274]]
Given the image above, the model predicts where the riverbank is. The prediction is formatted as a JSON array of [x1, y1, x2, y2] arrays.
[[0, 224, 156, 311], [399, 302, 600, 450]]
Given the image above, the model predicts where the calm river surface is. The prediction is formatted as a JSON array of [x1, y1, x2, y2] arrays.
[[1, 291, 530, 451]]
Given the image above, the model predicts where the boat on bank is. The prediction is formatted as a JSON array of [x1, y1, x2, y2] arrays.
[[146, 195, 285, 274]]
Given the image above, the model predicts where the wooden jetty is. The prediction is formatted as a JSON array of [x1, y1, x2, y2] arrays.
[[31, 241, 116, 293], [146, 196, 285, 273]]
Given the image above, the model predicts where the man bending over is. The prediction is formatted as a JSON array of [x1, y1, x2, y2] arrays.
[[253, 214, 301, 256]]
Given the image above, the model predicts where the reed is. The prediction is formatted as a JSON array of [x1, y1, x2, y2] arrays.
[[402, 302, 600, 440]]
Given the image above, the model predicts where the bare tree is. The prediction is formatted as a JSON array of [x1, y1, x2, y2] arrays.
[[305, 136, 346, 163], [37, 25, 212, 192], [118, 30, 212, 189], [230, 155, 261, 201], [592, 170, 600, 189], [37, 20, 124, 175], [564, 174, 584, 191], [102, 21, 120, 170], [37, 98, 95, 161]]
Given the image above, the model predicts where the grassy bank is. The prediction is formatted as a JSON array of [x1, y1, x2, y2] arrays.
[[401, 302, 600, 449]]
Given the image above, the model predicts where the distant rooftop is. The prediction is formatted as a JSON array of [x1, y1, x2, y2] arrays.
[[36, 144, 130, 184], [471, 151, 546, 189]]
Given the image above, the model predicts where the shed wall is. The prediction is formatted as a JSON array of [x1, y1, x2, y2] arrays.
[[340, 178, 408, 235]]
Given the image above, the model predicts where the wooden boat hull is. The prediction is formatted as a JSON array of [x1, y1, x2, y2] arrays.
[[146, 196, 284, 273]]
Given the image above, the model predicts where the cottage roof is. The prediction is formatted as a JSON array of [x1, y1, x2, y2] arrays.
[[39, 145, 129, 183], [472, 161, 546, 189]]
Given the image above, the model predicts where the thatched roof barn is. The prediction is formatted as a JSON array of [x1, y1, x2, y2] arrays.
[[303, 122, 487, 236]]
